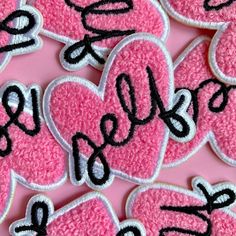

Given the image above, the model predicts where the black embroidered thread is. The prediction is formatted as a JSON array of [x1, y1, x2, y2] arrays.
[[0, 10, 37, 53], [204, 0, 236, 11], [176, 78, 236, 124], [159, 183, 236, 236], [117, 226, 142, 236], [64, 0, 135, 65], [0, 85, 41, 157], [72, 66, 191, 186], [14, 201, 49, 236]]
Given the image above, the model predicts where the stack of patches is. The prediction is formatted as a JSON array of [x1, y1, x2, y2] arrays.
[[0, 0, 235, 235]]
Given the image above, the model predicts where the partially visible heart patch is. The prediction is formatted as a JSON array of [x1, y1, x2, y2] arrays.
[[0, 81, 67, 224], [160, 0, 236, 85], [164, 36, 236, 168], [31, 0, 169, 70], [127, 177, 236, 235], [10, 192, 146, 236]]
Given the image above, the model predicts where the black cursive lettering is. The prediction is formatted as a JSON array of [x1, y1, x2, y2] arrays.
[[14, 200, 142, 236], [14, 201, 48, 236], [204, 0, 236, 11], [0, 10, 37, 53], [0, 85, 41, 157], [64, 0, 135, 65], [160, 183, 235, 235], [72, 66, 191, 186], [176, 78, 236, 124]]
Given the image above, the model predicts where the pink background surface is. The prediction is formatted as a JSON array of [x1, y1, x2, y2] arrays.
[[0, 17, 236, 234]]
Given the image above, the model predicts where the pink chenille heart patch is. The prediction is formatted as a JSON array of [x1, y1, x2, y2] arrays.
[[43, 33, 195, 189], [161, 0, 236, 85], [10, 192, 145, 236], [127, 177, 236, 235], [0, 82, 66, 224], [31, 0, 169, 70]]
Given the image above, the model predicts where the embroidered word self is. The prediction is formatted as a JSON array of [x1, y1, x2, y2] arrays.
[[72, 66, 191, 186]]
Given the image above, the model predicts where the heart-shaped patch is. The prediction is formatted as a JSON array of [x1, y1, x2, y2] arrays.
[[43, 33, 195, 189]]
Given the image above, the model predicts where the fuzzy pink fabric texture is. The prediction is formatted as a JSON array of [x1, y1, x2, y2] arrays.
[[160, 0, 236, 85], [47, 198, 118, 236], [127, 177, 236, 235], [44, 34, 177, 188], [10, 192, 145, 236], [31, 0, 169, 70], [0, 82, 66, 224], [164, 37, 236, 167]]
